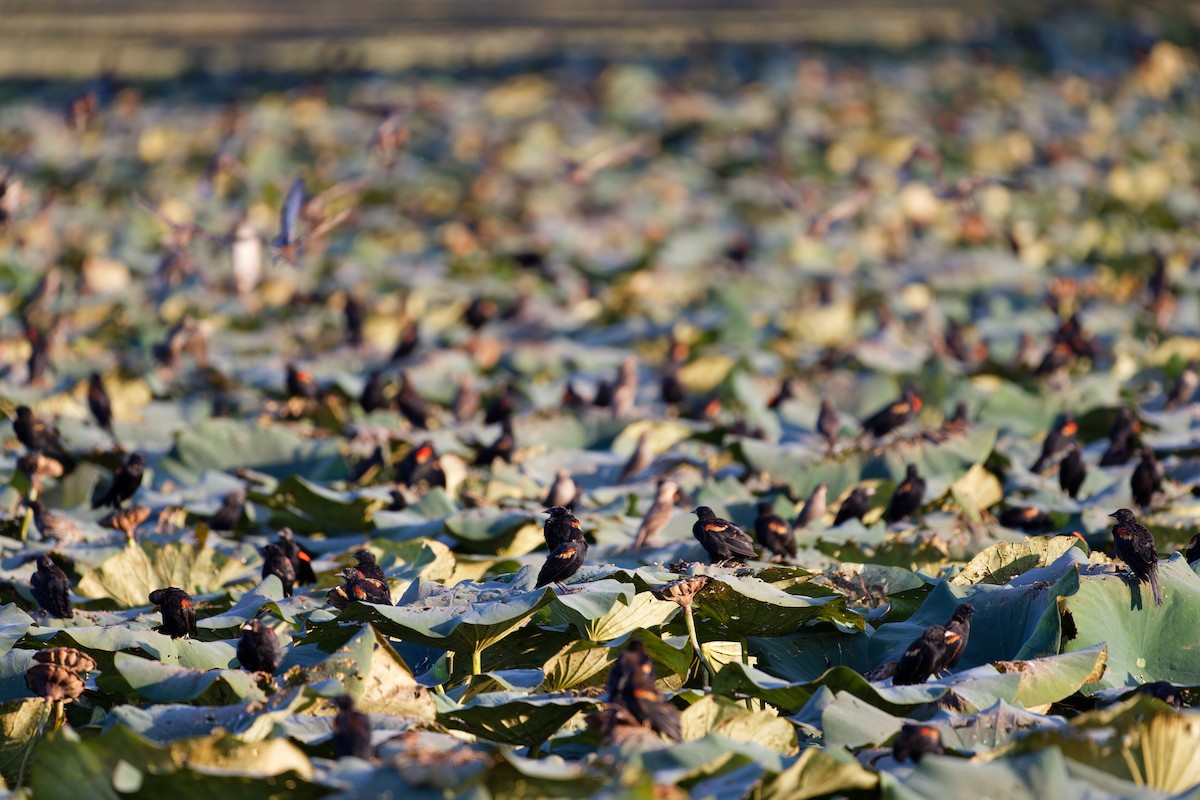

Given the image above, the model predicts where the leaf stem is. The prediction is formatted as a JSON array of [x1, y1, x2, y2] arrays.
[[16, 701, 50, 792], [683, 606, 715, 686], [471, 647, 482, 676]]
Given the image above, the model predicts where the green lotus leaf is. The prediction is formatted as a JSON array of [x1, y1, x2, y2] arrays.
[[438, 691, 596, 747], [107, 652, 265, 704], [681, 694, 795, 751], [952, 536, 1089, 587], [543, 581, 679, 642], [250, 474, 383, 534], [692, 574, 864, 640], [76, 542, 248, 607], [159, 417, 349, 485], [762, 745, 879, 800]]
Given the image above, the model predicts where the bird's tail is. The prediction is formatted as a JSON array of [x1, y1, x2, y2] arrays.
[[1150, 567, 1163, 606]]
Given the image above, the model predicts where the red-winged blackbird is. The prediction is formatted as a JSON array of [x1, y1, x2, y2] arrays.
[[536, 538, 588, 588], [544, 469, 578, 509], [395, 440, 445, 488], [885, 465, 926, 523], [592, 379, 614, 408], [893, 624, 952, 685], [833, 486, 872, 527], [484, 383, 518, 425], [941, 603, 974, 671], [633, 479, 677, 549], [353, 549, 387, 582], [390, 320, 420, 362], [794, 483, 827, 529], [683, 395, 722, 422], [396, 372, 430, 430], [661, 361, 685, 406], [1186, 534, 1200, 564], [754, 501, 797, 561], [359, 369, 390, 413], [87, 373, 115, 439], [339, 567, 391, 604], [237, 618, 282, 673], [26, 499, 83, 544], [276, 528, 317, 584], [1108, 408, 1140, 442], [1165, 362, 1198, 409], [285, 363, 321, 402], [998, 506, 1053, 532], [1110, 508, 1162, 607], [893, 724, 945, 763], [1059, 444, 1086, 499], [620, 430, 655, 482], [816, 399, 840, 453], [1131, 449, 1162, 509], [208, 489, 245, 532], [1138, 681, 1183, 709], [543, 506, 585, 550], [692, 507, 756, 564], [90, 452, 144, 509], [767, 376, 798, 410], [1101, 429, 1136, 466], [605, 640, 681, 740], [262, 542, 297, 596], [1031, 415, 1077, 473], [475, 419, 515, 465], [464, 296, 498, 330], [1056, 312, 1101, 360], [149, 587, 197, 638], [344, 294, 365, 347], [332, 695, 372, 759], [860, 389, 921, 438], [13, 406, 68, 456], [31, 554, 72, 619]]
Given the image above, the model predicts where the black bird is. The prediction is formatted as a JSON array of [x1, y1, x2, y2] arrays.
[[1059, 444, 1086, 499], [390, 320, 420, 362], [998, 506, 1053, 532], [893, 724, 945, 763], [149, 587, 197, 638], [475, 420, 515, 465], [1110, 508, 1162, 607], [754, 501, 796, 561], [262, 542, 297, 597], [1031, 415, 1077, 473], [861, 389, 922, 438], [1185, 534, 1200, 564], [237, 618, 282, 673], [90, 452, 145, 509], [87, 373, 115, 440], [816, 399, 840, 453], [1131, 449, 1162, 509], [484, 383, 518, 425], [343, 294, 365, 347], [794, 484, 827, 529], [275, 528, 317, 585], [13, 406, 69, 456], [605, 640, 681, 740], [767, 376, 798, 410], [353, 549, 386, 582], [285, 363, 321, 403], [331, 695, 372, 759], [208, 490, 245, 532], [833, 487, 872, 527], [395, 373, 430, 430], [1100, 428, 1137, 467], [395, 440, 445, 488], [661, 361, 686, 406], [31, 555, 72, 619], [691, 507, 756, 564], [359, 369, 390, 413], [941, 603, 974, 671], [892, 624, 953, 685], [339, 567, 391, 605], [885, 465, 926, 524], [464, 297, 498, 330], [543, 506, 585, 551], [536, 538, 588, 588]]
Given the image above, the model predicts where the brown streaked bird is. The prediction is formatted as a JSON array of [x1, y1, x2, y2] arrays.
[[794, 483, 827, 529], [816, 399, 840, 453], [26, 500, 83, 545], [87, 372, 116, 440], [611, 356, 638, 419], [692, 506, 756, 564], [754, 501, 796, 561], [544, 468, 578, 509], [1165, 361, 1198, 410], [860, 389, 921, 438], [329, 567, 391, 607], [453, 375, 481, 423], [620, 430, 654, 482], [1110, 508, 1162, 607], [331, 694, 372, 760], [633, 478, 678, 549], [31, 554, 72, 619]]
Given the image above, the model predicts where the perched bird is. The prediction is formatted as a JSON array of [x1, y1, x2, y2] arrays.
[[395, 373, 430, 430], [544, 468, 578, 509], [464, 296, 498, 330], [475, 420, 515, 465], [394, 440, 445, 488], [1139, 681, 1183, 709], [1165, 362, 1198, 409], [543, 506, 585, 551], [942, 402, 969, 436], [483, 383, 518, 425], [337, 567, 391, 605], [692, 507, 756, 564], [660, 359, 686, 406], [331, 694, 372, 759], [1031, 415, 1077, 473], [794, 484, 827, 529], [1186, 533, 1200, 564], [1110, 508, 1162, 607], [390, 320, 420, 362], [941, 603, 974, 671], [1131, 449, 1163, 509], [620, 430, 654, 481], [1100, 427, 1137, 467], [611, 356, 638, 419], [452, 375, 481, 423], [861, 389, 922, 438], [998, 506, 1053, 532], [892, 624, 952, 685], [833, 487, 872, 527], [13, 405, 69, 457], [285, 363, 321, 403], [208, 489, 245, 532], [754, 501, 797, 561], [237, 618, 282, 673], [605, 640, 681, 740], [25, 500, 83, 544], [536, 538, 588, 588], [90, 452, 145, 509], [767, 376, 798, 410], [87, 373, 116, 440], [633, 479, 677, 549], [893, 724, 945, 763], [885, 465, 926, 524], [343, 294, 365, 348], [353, 549, 387, 583], [149, 587, 197, 638], [359, 369, 390, 413], [1108, 408, 1140, 444], [31, 555, 72, 619], [275, 528, 317, 585], [816, 400, 840, 453], [261, 542, 297, 597], [1059, 444, 1087, 499]]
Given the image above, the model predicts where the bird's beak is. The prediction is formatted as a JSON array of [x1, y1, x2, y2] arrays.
[[1108, 511, 1119, 519]]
